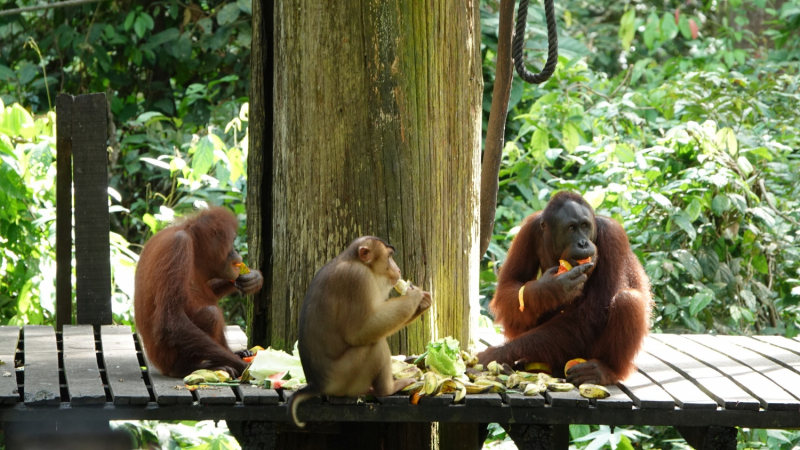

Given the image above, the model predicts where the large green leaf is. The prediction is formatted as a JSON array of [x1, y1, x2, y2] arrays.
[[672, 214, 697, 241], [676, 249, 703, 279], [619, 9, 636, 50]]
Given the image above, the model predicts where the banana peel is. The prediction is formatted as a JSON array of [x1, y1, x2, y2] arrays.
[[546, 382, 575, 392], [579, 384, 611, 399]]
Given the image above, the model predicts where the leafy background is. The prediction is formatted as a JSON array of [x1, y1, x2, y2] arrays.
[[1, 0, 799, 448]]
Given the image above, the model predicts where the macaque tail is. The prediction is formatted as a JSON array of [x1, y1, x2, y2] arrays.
[[288, 385, 320, 428]]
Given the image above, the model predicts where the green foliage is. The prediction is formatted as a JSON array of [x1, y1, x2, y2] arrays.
[[0, 0, 251, 120], [112, 420, 240, 449]]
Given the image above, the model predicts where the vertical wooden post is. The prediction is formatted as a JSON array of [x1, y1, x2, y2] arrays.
[[246, 0, 274, 348], [56, 95, 74, 331], [57, 93, 112, 327]]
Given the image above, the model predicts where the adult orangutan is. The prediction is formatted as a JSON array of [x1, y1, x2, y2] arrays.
[[134, 207, 263, 378], [478, 191, 652, 385]]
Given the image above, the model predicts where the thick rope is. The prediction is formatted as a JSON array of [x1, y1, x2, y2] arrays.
[[512, 0, 559, 84]]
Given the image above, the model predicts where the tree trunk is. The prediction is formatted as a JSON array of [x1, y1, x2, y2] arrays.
[[248, 0, 483, 447]]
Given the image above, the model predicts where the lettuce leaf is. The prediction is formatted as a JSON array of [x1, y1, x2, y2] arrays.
[[247, 345, 306, 384], [424, 337, 465, 377]]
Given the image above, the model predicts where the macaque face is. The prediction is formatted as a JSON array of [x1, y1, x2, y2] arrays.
[[359, 241, 401, 288]]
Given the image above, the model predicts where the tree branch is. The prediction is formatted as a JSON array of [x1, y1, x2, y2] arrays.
[[0, 0, 105, 17]]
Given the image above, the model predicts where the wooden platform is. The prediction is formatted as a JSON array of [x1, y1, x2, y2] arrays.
[[1, 326, 799, 429]]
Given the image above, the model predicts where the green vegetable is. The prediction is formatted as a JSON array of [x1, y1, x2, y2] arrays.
[[424, 337, 466, 377]]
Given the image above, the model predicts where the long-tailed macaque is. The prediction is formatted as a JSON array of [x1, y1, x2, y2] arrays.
[[288, 236, 432, 427]]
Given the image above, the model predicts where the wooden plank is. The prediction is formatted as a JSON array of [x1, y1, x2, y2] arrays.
[[140, 349, 193, 405], [646, 337, 759, 410], [724, 336, 800, 374], [55, 94, 73, 331], [464, 393, 503, 407], [22, 326, 60, 405], [195, 386, 238, 405], [62, 325, 105, 405], [71, 93, 111, 326], [685, 335, 800, 404], [503, 392, 545, 407], [237, 383, 280, 405], [328, 396, 365, 405], [635, 351, 716, 409], [617, 370, 675, 409], [225, 325, 248, 352], [545, 389, 590, 408], [419, 394, 454, 406], [376, 395, 410, 405], [751, 336, 800, 366], [100, 325, 150, 405], [657, 334, 799, 411], [0, 326, 19, 404], [593, 384, 633, 409]]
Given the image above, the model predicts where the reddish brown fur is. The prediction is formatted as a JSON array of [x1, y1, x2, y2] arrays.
[[134, 207, 261, 378], [484, 192, 652, 383]]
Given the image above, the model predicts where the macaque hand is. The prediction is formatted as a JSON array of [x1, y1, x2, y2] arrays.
[[538, 263, 594, 304], [235, 270, 264, 295]]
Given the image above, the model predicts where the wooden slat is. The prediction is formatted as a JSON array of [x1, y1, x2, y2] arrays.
[[419, 394, 454, 406], [646, 337, 759, 410], [635, 351, 716, 409], [71, 93, 112, 326], [464, 393, 503, 407], [376, 395, 410, 405], [224, 326, 248, 352], [593, 384, 633, 409], [685, 335, 800, 404], [750, 336, 800, 369], [55, 94, 72, 331], [140, 349, 193, 405], [0, 326, 19, 404], [545, 389, 590, 408], [328, 396, 364, 405], [617, 371, 675, 409], [237, 383, 280, 404], [100, 325, 150, 404], [195, 386, 238, 404], [657, 334, 798, 410], [22, 326, 60, 405], [503, 392, 545, 407], [62, 325, 105, 405]]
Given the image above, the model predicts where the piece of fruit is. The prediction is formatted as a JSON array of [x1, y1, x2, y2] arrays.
[[183, 369, 220, 385], [505, 373, 523, 389], [401, 381, 425, 394], [462, 381, 492, 394], [556, 260, 573, 275], [486, 361, 502, 376], [518, 285, 525, 312], [410, 391, 422, 405], [564, 358, 587, 374], [579, 384, 611, 399], [423, 372, 440, 395], [243, 356, 255, 363], [524, 383, 543, 396], [547, 382, 575, 392], [235, 262, 251, 274], [394, 279, 411, 295], [577, 258, 592, 265], [524, 362, 552, 374]]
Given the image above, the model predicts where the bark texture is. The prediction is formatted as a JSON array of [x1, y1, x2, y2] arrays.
[[262, 0, 483, 354]]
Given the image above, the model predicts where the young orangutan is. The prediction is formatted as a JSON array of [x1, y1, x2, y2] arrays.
[[288, 237, 432, 427], [134, 207, 263, 378]]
